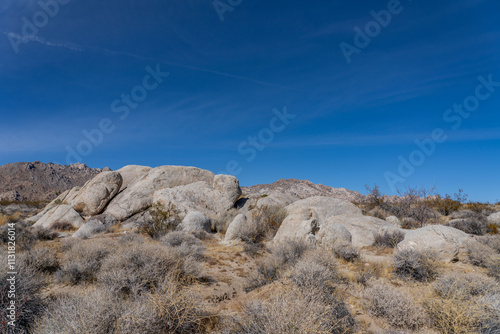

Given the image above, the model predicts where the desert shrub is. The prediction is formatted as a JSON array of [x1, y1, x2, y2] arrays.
[[0, 250, 46, 333], [118, 278, 216, 334], [211, 208, 239, 234], [246, 240, 310, 291], [486, 257, 500, 281], [32, 226, 59, 240], [400, 217, 419, 230], [393, 249, 438, 282], [160, 231, 206, 261], [289, 251, 344, 294], [98, 243, 201, 297], [383, 185, 438, 227], [425, 289, 485, 334], [464, 201, 494, 214], [354, 262, 386, 285], [56, 239, 113, 285], [34, 288, 123, 334], [50, 221, 74, 231], [364, 183, 385, 211], [190, 229, 211, 240], [477, 235, 500, 253], [477, 293, 500, 334], [140, 202, 181, 239], [367, 206, 391, 219], [429, 192, 464, 216], [433, 273, 498, 301], [118, 232, 145, 244], [19, 246, 59, 274], [224, 287, 355, 334], [447, 212, 489, 235], [0, 221, 37, 251], [466, 240, 500, 279], [333, 242, 360, 262], [364, 281, 428, 330], [240, 205, 287, 244], [373, 229, 405, 248]]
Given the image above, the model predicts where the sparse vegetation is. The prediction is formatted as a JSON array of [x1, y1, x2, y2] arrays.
[[246, 240, 310, 291], [224, 287, 355, 334], [140, 202, 181, 239], [393, 249, 438, 282], [373, 229, 405, 248], [0, 249, 46, 333], [240, 205, 287, 244], [424, 272, 500, 334], [97, 242, 202, 296], [50, 221, 75, 231], [333, 242, 360, 262], [364, 281, 428, 330], [56, 239, 113, 285]]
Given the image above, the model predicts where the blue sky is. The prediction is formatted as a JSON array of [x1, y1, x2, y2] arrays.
[[1, 0, 499, 202]]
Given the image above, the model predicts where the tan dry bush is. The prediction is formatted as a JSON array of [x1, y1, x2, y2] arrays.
[[373, 229, 405, 248], [246, 240, 311, 291], [223, 286, 355, 334], [34, 288, 124, 334], [56, 239, 113, 285], [118, 278, 216, 334], [367, 206, 391, 219], [363, 281, 429, 331], [393, 249, 439, 282], [425, 293, 484, 333], [353, 262, 391, 285], [433, 272, 498, 301], [0, 248, 46, 333], [424, 272, 500, 333], [333, 242, 360, 262], [288, 250, 344, 289], [97, 242, 202, 297], [18, 246, 60, 274]]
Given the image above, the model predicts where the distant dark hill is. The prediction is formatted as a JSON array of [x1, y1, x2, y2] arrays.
[[0, 161, 107, 202]]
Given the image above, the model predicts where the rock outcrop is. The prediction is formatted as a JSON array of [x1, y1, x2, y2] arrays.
[[33, 204, 84, 229], [397, 225, 473, 262], [71, 171, 122, 216], [29, 165, 242, 237], [73, 214, 117, 239]]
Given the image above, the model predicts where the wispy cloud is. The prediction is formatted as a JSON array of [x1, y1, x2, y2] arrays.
[[2, 32, 300, 91], [3, 32, 83, 51]]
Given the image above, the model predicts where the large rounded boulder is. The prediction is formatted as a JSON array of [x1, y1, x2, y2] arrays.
[[72, 171, 123, 216]]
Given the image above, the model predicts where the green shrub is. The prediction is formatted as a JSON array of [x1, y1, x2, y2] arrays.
[[140, 202, 181, 239]]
